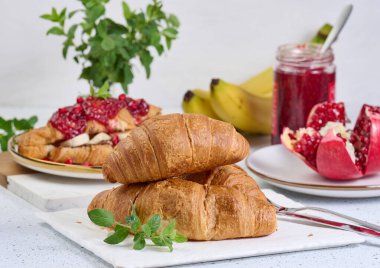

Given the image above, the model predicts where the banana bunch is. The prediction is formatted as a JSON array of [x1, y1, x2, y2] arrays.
[[182, 24, 331, 135], [181, 68, 273, 134]]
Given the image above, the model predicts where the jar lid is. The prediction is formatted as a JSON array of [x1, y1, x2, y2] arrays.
[[276, 43, 334, 67]]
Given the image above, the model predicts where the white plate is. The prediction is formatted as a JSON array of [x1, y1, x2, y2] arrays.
[[247, 145, 380, 198], [36, 189, 364, 268], [8, 136, 103, 180]]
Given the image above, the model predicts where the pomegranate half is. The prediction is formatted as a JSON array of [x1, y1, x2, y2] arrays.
[[281, 102, 380, 180]]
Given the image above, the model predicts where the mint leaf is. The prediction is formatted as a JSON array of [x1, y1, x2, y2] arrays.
[[141, 224, 151, 237], [133, 232, 146, 250], [101, 37, 115, 51], [174, 233, 187, 243], [122, 2, 132, 20], [88, 208, 115, 227], [104, 225, 129, 244], [125, 205, 141, 233], [162, 219, 176, 236], [47, 26, 65, 36], [147, 214, 161, 233], [168, 14, 180, 27], [151, 236, 165, 246]]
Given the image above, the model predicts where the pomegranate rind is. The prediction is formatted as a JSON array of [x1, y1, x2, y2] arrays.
[[316, 129, 362, 180], [362, 110, 380, 175], [280, 127, 318, 172]]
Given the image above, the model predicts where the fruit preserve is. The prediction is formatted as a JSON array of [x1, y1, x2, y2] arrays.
[[272, 43, 336, 144]]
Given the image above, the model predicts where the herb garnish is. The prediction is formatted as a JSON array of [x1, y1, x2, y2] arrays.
[[88, 205, 187, 251], [0, 116, 38, 151], [40, 0, 180, 93]]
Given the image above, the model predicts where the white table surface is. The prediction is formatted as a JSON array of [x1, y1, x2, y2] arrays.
[[1, 107, 380, 268]]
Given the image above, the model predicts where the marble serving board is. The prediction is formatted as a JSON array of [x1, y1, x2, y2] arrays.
[[7, 173, 117, 211]]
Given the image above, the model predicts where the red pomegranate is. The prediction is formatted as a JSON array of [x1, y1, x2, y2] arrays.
[[281, 102, 380, 180]]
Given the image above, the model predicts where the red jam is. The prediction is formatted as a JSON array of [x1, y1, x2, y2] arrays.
[[49, 95, 150, 140], [272, 44, 336, 144]]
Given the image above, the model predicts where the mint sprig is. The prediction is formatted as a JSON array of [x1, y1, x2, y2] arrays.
[[0, 116, 38, 151], [88, 205, 187, 252], [40, 0, 180, 94]]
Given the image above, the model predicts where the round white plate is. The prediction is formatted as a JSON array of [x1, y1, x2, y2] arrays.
[[8, 136, 103, 180], [247, 144, 380, 198]]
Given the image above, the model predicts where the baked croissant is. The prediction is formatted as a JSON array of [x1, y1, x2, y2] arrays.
[[103, 114, 250, 184], [88, 165, 277, 241]]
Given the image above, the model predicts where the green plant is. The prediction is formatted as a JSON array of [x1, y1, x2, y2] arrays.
[[41, 0, 180, 93], [88, 205, 187, 252], [0, 116, 38, 151]]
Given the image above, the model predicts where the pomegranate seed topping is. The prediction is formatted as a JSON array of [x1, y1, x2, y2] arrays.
[[82, 162, 92, 167], [77, 96, 83, 104], [65, 159, 73, 164], [111, 135, 120, 146], [118, 94, 127, 101]]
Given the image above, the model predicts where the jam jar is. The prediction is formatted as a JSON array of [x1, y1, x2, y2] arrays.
[[271, 43, 336, 144]]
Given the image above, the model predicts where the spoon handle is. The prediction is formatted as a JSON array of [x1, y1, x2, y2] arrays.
[[320, 4, 353, 54]]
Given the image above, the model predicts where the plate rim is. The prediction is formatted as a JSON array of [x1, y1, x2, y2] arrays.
[[246, 145, 380, 191], [8, 134, 103, 175]]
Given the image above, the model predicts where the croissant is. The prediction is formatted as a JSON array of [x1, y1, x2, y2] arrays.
[[103, 114, 250, 184], [88, 165, 276, 241]]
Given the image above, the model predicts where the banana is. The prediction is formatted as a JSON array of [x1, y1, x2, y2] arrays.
[[181, 89, 220, 119], [88, 133, 111, 145], [240, 67, 273, 97], [61, 133, 90, 147], [210, 79, 271, 134]]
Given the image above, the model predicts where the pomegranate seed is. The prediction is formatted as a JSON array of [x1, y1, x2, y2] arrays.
[[111, 135, 120, 146], [118, 94, 127, 101], [82, 162, 92, 167], [77, 96, 83, 104], [65, 159, 73, 164], [43, 157, 49, 161], [59, 107, 68, 114]]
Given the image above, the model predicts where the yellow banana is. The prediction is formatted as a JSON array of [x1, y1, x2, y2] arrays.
[[240, 67, 273, 97], [210, 79, 271, 134], [181, 89, 220, 119]]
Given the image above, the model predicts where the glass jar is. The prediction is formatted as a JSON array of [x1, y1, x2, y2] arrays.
[[271, 43, 336, 144]]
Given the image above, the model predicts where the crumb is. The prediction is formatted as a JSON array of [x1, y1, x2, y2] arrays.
[[76, 221, 82, 224], [308, 233, 313, 237]]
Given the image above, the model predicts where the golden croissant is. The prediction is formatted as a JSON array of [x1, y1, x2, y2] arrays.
[[89, 165, 277, 240], [103, 114, 250, 184]]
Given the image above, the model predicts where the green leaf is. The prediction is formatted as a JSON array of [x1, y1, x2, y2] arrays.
[[52, 8, 59, 21], [40, 14, 54, 21], [47, 27, 65, 36], [67, 24, 78, 38], [88, 208, 115, 227], [93, 81, 111, 99], [13, 118, 36, 131], [163, 28, 178, 39], [168, 14, 180, 27], [87, 4, 105, 23], [139, 50, 153, 78], [151, 237, 165, 246], [147, 214, 161, 233], [162, 219, 176, 236], [126, 206, 140, 233], [163, 237, 174, 252], [141, 224, 151, 237], [133, 232, 146, 250], [104, 225, 129, 244], [101, 37, 115, 51], [174, 233, 187, 243], [122, 2, 132, 20]]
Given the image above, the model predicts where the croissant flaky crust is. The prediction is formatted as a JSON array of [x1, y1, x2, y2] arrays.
[[89, 165, 277, 241], [103, 114, 250, 184]]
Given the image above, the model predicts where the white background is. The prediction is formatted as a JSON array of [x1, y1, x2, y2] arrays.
[[0, 0, 379, 121]]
